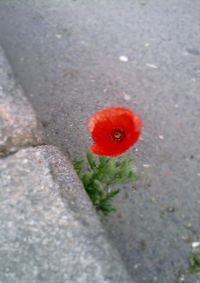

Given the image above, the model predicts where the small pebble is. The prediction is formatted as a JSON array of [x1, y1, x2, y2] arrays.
[[185, 223, 192, 229], [123, 94, 131, 101], [159, 135, 164, 140], [144, 43, 150, 47], [197, 173, 200, 177], [166, 207, 175, 213], [146, 63, 158, 69], [143, 164, 150, 168], [177, 274, 185, 282], [55, 34, 62, 39], [192, 242, 200, 248], [134, 263, 140, 269], [119, 55, 128, 62], [135, 148, 139, 152]]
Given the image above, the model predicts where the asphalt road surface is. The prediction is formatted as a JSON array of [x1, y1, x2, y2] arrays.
[[0, 1, 200, 282]]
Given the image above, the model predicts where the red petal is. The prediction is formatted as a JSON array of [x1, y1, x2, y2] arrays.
[[88, 107, 142, 157]]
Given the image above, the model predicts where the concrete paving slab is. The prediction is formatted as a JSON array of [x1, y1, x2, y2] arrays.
[[0, 145, 132, 283]]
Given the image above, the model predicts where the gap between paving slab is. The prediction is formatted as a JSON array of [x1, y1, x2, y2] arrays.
[[0, 45, 133, 282]]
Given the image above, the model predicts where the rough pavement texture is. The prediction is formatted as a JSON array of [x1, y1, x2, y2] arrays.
[[0, 0, 200, 282], [0, 46, 45, 156], [0, 145, 132, 283]]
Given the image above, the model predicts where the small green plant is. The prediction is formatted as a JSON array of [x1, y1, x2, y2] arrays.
[[189, 255, 200, 273], [74, 151, 140, 216]]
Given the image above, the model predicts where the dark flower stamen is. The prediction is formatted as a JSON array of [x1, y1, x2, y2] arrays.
[[111, 128, 126, 143]]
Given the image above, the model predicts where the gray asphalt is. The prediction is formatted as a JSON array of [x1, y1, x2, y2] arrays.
[[0, 0, 200, 282]]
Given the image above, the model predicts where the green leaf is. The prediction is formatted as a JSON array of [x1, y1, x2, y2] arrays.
[[81, 172, 93, 188], [87, 151, 96, 169], [97, 158, 117, 184], [93, 179, 104, 191], [99, 156, 110, 166], [128, 171, 142, 182], [96, 199, 116, 215], [74, 154, 141, 217], [189, 255, 200, 273], [98, 204, 116, 216], [73, 160, 84, 176], [107, 189, 120, 198]]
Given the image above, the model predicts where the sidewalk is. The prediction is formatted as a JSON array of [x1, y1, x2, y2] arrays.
[[0, 45, 132, 283]]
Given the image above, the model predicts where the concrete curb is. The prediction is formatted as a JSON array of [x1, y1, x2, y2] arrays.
[[0, 45, 45, 156], [0, 45, 133, 282]]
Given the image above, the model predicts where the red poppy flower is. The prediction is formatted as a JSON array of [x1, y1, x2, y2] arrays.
[[88, 107, 142, 157]]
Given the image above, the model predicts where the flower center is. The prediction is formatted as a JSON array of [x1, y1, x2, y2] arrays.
[[111, 128, 126, 143]]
